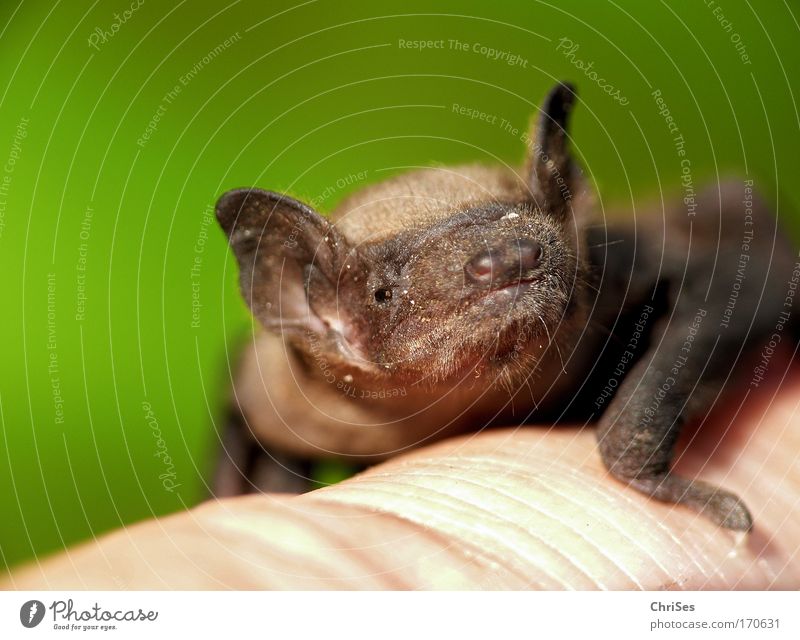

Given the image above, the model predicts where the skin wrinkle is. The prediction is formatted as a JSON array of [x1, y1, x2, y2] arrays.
[[398, 444, 674, 524], [379, 468, 627, 590], [301, 517, 410, 589], [355, 508, 530, 589], [316, 481, 570, 589], [206, 503, 378, 586], [380, 449, 690, 587], [91, 516, 232, 589], [398, 467, 608, 565], [328, 500, 544, 589], [524, 453, 720, 583], [396, 442, 702, 570], [3, 388, 799, 589], [421, 462, 670, 587], [119, 512, 240, 589], [132, 504, 279, 589], [624, 496, 776, 589], [323, 477, 601, 589], [166, 500, 315, 587], [362, 511, 511, 588], [392, 436, 780, 584], [203, 529, 308, 589], [556, 478, 724, 581], [207, 503, 414, 589]]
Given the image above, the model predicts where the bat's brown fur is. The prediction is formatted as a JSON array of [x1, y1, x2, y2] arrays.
[[214, 82, 799, 530]]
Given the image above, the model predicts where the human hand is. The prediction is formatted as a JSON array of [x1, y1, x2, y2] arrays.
[[4, 364, 799, 590]]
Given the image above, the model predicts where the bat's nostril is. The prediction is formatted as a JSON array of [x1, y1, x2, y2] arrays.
[[465, 250, 499, 282], [517, 239, 543, 271], [465, 240, 542, 284]]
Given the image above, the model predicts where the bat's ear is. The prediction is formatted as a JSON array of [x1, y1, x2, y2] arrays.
[[526, 82, 578, 220], [216, 188, 346, 333]]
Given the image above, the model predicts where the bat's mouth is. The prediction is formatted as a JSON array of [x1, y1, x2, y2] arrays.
[[499, 276, 540, 294], [479, 276, 542, 307]]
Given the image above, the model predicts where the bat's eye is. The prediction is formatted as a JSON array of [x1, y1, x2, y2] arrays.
[[374, 288, 393, 303]]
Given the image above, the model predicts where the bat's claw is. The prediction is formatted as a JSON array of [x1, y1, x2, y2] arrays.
[[628, 473, 753, 532]]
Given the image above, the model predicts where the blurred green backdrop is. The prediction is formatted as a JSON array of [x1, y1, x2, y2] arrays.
[[0, 0, 798, 569]]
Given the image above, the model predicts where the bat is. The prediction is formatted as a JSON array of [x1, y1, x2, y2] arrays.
[[214, 82, 798, 530]]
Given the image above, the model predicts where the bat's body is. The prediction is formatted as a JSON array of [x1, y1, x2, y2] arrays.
[[215, 83, 798, 529], [228, 164, 587, 460]]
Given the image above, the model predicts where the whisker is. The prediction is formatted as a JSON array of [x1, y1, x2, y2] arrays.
[[539, 316, 567, 374], [589, 239, 625, 248]]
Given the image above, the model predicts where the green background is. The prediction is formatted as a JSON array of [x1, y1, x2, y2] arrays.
[[0, 0, 798, 569]]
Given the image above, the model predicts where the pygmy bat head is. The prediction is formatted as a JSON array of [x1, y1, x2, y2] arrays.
[[216, 82, 591, 388]]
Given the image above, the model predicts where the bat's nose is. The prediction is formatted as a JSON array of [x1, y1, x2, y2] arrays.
[[464, 238, 542, 285]]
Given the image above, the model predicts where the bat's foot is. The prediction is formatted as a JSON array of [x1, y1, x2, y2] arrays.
[[214, 408, 313, 497], [627, 473, 753, 531], [215, 445, 314, 497]]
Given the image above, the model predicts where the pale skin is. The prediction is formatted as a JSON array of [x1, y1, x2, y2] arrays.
[[3, 356, 799, 590]]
